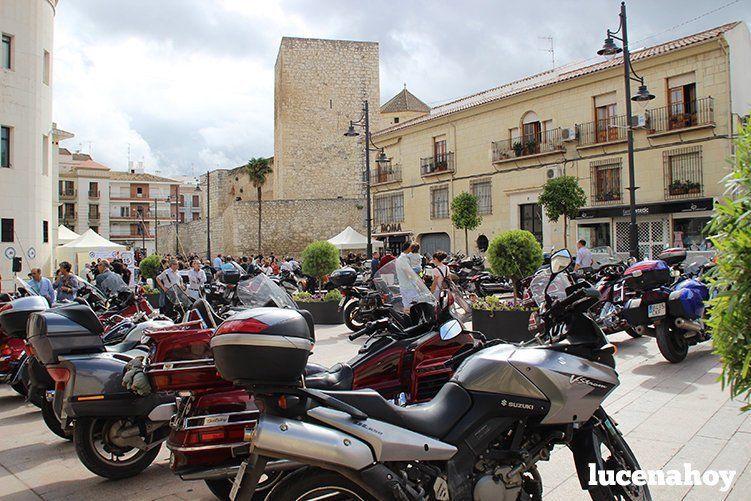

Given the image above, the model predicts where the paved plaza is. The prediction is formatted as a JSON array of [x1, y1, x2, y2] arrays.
[[0, 326, 749, 500]]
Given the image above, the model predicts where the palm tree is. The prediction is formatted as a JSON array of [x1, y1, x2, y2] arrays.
[[245, 157, 273, 253]]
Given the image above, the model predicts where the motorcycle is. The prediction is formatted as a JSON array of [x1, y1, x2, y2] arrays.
[[589, 263, 640, 338], [622, 248, 711, 363], [168, 260, 480, 499], [222, 249, 650, 501]]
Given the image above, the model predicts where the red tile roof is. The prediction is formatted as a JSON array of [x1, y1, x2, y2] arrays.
[[374, 22, 741, 137]]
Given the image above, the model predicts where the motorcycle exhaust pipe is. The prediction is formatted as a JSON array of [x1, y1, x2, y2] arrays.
[[675, 317, 703, 332], [251, 414, 374, 471], [634, 325, 647, 336]]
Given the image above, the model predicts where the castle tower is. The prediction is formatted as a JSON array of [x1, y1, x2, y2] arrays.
[[380, 85, 431, 126], [273, 37, 380, 200]]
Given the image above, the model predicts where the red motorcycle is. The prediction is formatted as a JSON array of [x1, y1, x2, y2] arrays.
[[149, 261, 480, 500]]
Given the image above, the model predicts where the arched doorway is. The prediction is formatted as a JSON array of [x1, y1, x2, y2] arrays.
[[420, 232, 451, 256]]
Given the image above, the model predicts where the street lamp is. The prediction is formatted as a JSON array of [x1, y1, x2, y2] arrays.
[[166, 195, 179, 255], [136, 208, 146, 251], [343, 100, 389, 259], [597, 1, 655, 260]]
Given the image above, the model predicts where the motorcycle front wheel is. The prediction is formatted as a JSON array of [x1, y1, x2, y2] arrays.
[[655, 323, 688, 363], [266, 467, 372, 501], [74, 417, 161, 479], [343, 300, 366, 332]]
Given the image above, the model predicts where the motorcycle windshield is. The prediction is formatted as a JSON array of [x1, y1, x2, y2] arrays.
[[237, 273, 297, 309], [529, 269, 571, 307], [74, 275, 108, 302], [165, 284, 194, 308], [372, 258, 436, 310], [16, 277, 38, 295]]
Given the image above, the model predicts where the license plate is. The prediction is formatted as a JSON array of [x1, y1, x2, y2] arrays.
[[203, 415, 229, 426], [648, 302, 666, 318], [338, 297, 346, 308]]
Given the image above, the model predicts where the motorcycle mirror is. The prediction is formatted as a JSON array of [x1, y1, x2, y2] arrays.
[[439, 319, 463, 341], [550, 249, 572, 275]]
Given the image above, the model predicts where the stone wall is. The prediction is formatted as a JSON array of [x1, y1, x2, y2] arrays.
[[273, 37, 381, 201], [158, 198, 365, 258]]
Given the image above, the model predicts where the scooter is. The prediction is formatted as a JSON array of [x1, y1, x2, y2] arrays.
[[224, 249, 650, 501]]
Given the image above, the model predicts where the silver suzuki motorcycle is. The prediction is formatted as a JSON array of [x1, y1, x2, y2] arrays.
[[226, 249, 650, 500]]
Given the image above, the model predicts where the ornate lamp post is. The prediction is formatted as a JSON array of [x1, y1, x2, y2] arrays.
[[344, 100, 389, 259], [597, 1, 655, 259]]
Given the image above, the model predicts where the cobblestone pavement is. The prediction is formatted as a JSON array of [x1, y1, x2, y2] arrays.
[[0, 326, 748, 500]]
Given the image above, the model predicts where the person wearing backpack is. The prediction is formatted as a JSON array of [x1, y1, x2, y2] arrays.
[[429, 250, 450, 300]]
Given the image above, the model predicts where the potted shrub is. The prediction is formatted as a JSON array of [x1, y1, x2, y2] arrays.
[[687, 181, 701, 194], [297, 241, 343, 324], [669, 180, 687, 195], [293, 289, 344, 324], [524, 139, 538, 155], [472, 230, 543, 342], [513, 141, 524, 157], [142, 284, 161, 309]]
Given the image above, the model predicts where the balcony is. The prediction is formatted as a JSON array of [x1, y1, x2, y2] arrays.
[[371, 164, 402, 185], [647, 97, 714, 134], [88, 213, 100, 222], [59, 189, 76, 200], [420, 152, 455, 177], [88, 190, 99, 199], [577, 115, 628, 147], [492, 128, 565, 162]]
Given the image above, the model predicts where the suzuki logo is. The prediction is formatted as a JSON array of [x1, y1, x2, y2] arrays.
[[501, 399, 507, 406]]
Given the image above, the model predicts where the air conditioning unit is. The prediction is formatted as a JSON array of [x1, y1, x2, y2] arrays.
[[546, 166, 563, 180], [631, 114, 649, 128], [561, 127, 578, 142]]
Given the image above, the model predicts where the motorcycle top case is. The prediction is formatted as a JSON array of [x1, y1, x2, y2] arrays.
[[27, 304, 105, 365], [329, 267, 357, 287], [0, 296, 49, 339], [656, 247, 687, 267], [623, 260, 671, 291], [668, 279, 709, 320], [210, 307, 313, 386]]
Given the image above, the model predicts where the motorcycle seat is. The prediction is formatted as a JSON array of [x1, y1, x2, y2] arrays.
[[324, 381, 471, 440], [306, 363, 354, 391]]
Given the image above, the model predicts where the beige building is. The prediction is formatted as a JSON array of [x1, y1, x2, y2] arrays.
[[58, 148, 111, 237], [372, 22, 751, 259]]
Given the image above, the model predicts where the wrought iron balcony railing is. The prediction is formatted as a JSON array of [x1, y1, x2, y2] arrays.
[[492, 128, 564, 162], [663, 146, 704, 200], [647, 97, 714, 133], [420, 152, 455, 176], [59, 189, 76, 199], [371, 164, 402, 185], [88, 190, 99, 198], [577, 115, 629, 146]]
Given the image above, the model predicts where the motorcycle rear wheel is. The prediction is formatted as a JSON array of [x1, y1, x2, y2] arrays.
[[204, 469, 285, 501], [74, 417, 161, 479], [266, 467, 372, 501], [10, 378, 28, 397], [655, 323, 688, 363], [343, 300, 366, 332], [40, 398, 72, 440]]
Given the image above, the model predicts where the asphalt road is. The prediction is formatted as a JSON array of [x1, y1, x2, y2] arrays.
[[0, 325, 748, 500]]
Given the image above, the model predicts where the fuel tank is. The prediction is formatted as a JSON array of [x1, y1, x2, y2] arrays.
[[454, 343, 618, 424]]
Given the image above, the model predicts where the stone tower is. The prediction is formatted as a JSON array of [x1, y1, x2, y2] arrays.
[[273, 37, 380, 200]]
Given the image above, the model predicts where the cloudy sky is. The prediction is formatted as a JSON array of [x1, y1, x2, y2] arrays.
[[53, 0, 749, 177]]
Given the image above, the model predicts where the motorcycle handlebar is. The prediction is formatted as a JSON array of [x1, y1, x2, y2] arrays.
[[348, 319, 383, 341]]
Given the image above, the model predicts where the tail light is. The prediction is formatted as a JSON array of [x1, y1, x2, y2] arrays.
[[0, 303, 12, 314], [47, 367, 70, 383], [215, 318, 268, 335], [1, 343, 11, 356]]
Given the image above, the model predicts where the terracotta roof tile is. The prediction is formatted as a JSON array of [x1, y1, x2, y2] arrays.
[[374, 22, 741, 136], [109, 171, 179, 183], [381, 86, 431, 114]]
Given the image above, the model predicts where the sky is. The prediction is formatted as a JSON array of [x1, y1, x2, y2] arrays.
[[53, 0, 750, 178]]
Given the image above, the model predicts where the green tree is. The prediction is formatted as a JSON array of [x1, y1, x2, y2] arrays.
[[138, 254, 162, 281], [537, 175, 587, 249], [245, 157, 273, 253], [450, 192, 482, 255], [706, 120, 751, 410], [301, 240, 340, 292], [486, 230, 543, 300]]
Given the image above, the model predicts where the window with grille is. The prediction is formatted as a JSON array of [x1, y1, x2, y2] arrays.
[[42, 221, 49, 243], [590, 159, 622, 204], [1, 218, 13, 243], [431, 186, 449, 219], [664, 145, 702, 199], [374, 192, 404, 225], [471, 180, 492, 215], [1, 126, 9, 168]]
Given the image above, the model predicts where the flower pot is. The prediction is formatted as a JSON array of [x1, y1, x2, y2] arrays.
[[146, 293, 161, 309], [471, 309, 534, 343], [296, 301, 343, 325]]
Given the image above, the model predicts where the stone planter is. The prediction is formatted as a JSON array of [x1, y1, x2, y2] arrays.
[[146, 293, 161, 309], [297, 301, 343, 325], [471, 309, 534, 343]]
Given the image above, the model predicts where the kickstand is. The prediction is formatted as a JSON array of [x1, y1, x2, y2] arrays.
[[230, 454, 269, 501]]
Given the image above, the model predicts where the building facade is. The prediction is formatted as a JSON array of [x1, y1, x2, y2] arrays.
[[372, 23, 751, 259], [108, 162, 179, 255], [58, 148, 111, 237], [1, 0, 61, 286]]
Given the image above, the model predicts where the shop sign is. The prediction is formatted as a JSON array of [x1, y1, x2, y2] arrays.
[[575, 198, 714, 220]]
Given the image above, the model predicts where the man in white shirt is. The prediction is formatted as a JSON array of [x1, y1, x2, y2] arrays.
[[157, 259, 184, 315], [187, 260, 207, 299], [575, 239, 594, 273]]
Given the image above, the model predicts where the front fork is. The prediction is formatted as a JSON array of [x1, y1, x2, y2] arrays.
[[570, 408, 620, 490]]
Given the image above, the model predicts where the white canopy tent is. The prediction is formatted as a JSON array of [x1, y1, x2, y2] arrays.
[[57, 225, 80, 245], [327, 226, 384, 250], [57, 229, 126, 274]]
